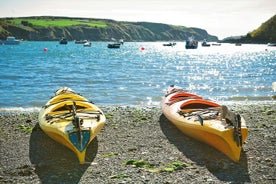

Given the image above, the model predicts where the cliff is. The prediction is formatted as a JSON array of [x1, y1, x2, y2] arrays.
[[0, 16, 218, 42]]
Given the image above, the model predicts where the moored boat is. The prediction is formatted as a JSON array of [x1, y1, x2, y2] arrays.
[[119, 39, 124, 45], [185, 37, 198, 49], [83, 41, 91, 47], [39, 87, 106, 164], [201, 39, 211, 47], [59, 37, 68, 44], [75, 40, 88, 44], [161, 85, 248, 162], [163, 42, 176, 47], [107, 43, 121, 48], [2, 36, 21, 45], [267, 43, 276, 47], [211, 43, 221, 46]]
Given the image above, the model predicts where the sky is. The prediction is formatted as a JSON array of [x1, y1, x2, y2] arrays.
[[0, 0, 275, 39]]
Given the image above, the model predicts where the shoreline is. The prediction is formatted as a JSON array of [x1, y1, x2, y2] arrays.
[[0, 100, 275, 112], [0, 103, 275, 183]]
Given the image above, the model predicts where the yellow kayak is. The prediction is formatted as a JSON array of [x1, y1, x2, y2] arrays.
[[39, 87, 106, 164], [161, 85, 249, 162]]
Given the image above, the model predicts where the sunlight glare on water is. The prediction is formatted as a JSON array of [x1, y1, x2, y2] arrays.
[[0, 41, 275, 109]]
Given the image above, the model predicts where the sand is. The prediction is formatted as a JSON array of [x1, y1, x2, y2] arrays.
[[0, 103, 275, 183]]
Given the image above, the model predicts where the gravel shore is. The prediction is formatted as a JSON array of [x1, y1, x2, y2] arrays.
[[0, 103, 275, 184]]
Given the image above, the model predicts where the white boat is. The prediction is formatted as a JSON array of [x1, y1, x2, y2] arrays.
[[201, 39, 211, 47], [211, 43, 221, 46], [83, 41, 91, 47], [267, 43, 276, 47], [119, 39, 124, 45], [75, 40, 87, 44], [3, 36, 21, 45]]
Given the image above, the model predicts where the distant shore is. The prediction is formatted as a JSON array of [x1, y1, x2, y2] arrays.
[[0, 103, 275, 183]]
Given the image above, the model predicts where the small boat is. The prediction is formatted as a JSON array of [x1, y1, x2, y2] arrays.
[[163, 42, 176, 47], [211, 43, 221, 46], [83, 41, 91, 47], [75, 40, 88, 44], [39, 87, 106, 164], [161, 85, 248, 162], [201, 39, 211, 47], [59, 38, 68, 44], [3, 36, 21, 45], [119, 39, 124, 45], [107, 43, 121, 48], [185, 37, 198, 49], [235, 43, 242, 46], [267, 43, 276, 47]]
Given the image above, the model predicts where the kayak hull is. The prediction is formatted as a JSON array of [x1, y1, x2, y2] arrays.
[[162, 86, 248, 162], [39, 87, 106, 164]]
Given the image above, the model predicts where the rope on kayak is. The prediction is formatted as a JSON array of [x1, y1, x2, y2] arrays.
[[178, 105, 243, 146], [45, 110, 102, 122], [42, 99, 92, 108], [45, 112, 72, 123], [45, 104, 102, 124], [178, 107, 220, 126], [178, 107, 220, 119]]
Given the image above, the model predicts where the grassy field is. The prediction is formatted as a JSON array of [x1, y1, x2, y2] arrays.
[[11, 18, 107, 28]]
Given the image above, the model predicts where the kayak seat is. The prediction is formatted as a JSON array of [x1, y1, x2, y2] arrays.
[[167, 92, 202, 105], [180, 99, 220, 110], [170, 92, 202, 101]]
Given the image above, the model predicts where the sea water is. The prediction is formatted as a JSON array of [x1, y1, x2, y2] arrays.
[[0, 41, 275, 111]]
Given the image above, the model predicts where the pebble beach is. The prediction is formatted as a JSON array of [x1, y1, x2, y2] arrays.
[[0, 103, 275, 183]]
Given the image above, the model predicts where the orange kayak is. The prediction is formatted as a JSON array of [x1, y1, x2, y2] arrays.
[[161, 85, 249, 162]]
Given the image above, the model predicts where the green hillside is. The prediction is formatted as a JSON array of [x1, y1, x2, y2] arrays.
[[223, 14, 276, 43], [248, 14, 276, 43], [0, 16, 218, 41], [10, 18, 107, 27]]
